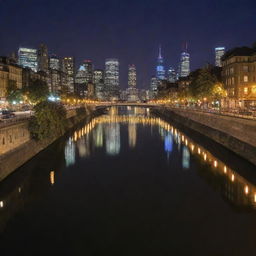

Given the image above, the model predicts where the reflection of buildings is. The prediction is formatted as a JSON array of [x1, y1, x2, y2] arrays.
[[93, 124, 104, 148], [182, 146, 190, 169], [164, 133, 173, 154], [65, 138, 75, 167], [105, 123, 120, 156], [77, 138, 88, 158], [128, 123, 137, 148]]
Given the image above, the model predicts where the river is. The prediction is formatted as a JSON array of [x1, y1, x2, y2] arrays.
[[0, 106, 256, 255]]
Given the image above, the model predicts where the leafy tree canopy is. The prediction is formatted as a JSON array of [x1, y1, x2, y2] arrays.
[[29, 101, 67, 141], [25, 79, 49, 103], [6, 80, 23, 103]]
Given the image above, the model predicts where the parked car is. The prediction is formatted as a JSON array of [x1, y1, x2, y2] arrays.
[[1, 110, 15, 119]]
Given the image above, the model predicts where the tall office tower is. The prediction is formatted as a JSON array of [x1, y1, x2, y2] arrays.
[[168, 67, 176, 83], [128, 64, 136, 88], [93, 69, 104, 100], [156, 46, 165, 80], [38, 44, 48, 72], [105, 58, 120, 100], [18, 47, 38, 72], [83, 60, 93, 83], [127, 64, 138, 102], [179, 45, 190, 78], [49, 54, 60, 70], [62, 57, 75, 92], [150, 76, 158, 91], [215, 47, 225, 67], [75, 65, 87, 84]]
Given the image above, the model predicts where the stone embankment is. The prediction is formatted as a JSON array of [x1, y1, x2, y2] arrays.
[[0, 106, 104, 181], [153, 107, 256, 166]]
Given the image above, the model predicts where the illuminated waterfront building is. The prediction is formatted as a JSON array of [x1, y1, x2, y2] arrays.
[[0, 57, 22, 99], [105, 58, 120, 100], [222, 46, 256, 108], [37, 44, 48, 72], [156, 46, 165, 80], [62, 57, 75, 92], [18, 47, 38, 72], [215, 47, 225, 67]]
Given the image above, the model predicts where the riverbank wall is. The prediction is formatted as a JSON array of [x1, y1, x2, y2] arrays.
[[0, 106, 104, 181], [152, 107, 256, 166]]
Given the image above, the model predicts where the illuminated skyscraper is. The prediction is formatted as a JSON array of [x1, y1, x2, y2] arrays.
[[128, 64, 136, 88], [179, 48, 190, 78], [167, 67, 176, 83], [105, 58, 120, 100], [93, 69, 105, 100], [215, 47, 225, 67], [83, 60, 93, 83], [49, 54, 60, 70], [37, 44, 48, 72], [75, 65, 87, 84], [156, 46, 165, 80], [62, 57, 75, 92], [127, 64, 138, 102], [18, 47, 38, 72]]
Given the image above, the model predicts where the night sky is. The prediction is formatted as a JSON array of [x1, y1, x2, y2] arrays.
[[0, 0, 255, 89]]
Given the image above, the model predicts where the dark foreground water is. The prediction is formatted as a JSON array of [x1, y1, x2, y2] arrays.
[[0, 106, 256, 256]]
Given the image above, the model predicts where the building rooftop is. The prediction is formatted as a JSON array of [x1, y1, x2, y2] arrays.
[[222, 47, 256, 60]]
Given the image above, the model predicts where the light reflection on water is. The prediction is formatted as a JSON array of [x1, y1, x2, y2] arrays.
[[1, 106, 256, 254], [64, 106, 256, 209]]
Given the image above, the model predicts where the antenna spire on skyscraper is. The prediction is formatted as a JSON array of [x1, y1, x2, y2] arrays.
[[158, 45, 162, 58]]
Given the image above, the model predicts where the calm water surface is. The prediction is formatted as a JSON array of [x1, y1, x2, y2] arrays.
[[0, 106, 256, 256]]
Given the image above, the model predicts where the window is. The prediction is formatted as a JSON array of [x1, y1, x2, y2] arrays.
[[244, 75, 249, 82], [243, 66, 249, 72], [252, 86, 256, 94], [244, 87, 248, 94]]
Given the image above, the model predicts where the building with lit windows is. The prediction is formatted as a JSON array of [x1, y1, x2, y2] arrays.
[[49, 54, 60, 70], [127, 64, 138, 102], [37, 44, 49, 72], [18, 47, 38, 72], [93, 69, 105, 100], [0, 57, 22, 99], [83, 60, 93, 83], [179, 51, 190, 78], [105, 58, 120, 100], [75, 65, 87, 97], [62, 57, 75, 92], [215, 47, 225, 67], [156, 46, 165, 80], [150, 76, 158, 99], [128, 64, 136, 88], [167, 67, 176, 83], [222, 47, 256, 108]]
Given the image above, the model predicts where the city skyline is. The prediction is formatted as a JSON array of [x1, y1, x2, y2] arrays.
[[0, 0, 255, 89]]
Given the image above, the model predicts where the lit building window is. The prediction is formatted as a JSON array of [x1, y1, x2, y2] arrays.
[[252, 86, 256, 94], [244, 75, 249, 82], [244, 87, 248, 94]]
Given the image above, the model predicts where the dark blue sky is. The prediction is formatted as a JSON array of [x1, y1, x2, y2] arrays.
[[0, 0, 255, 89]]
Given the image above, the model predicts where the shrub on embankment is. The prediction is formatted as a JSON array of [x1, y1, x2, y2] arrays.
[[29, 101, 67, 141]]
